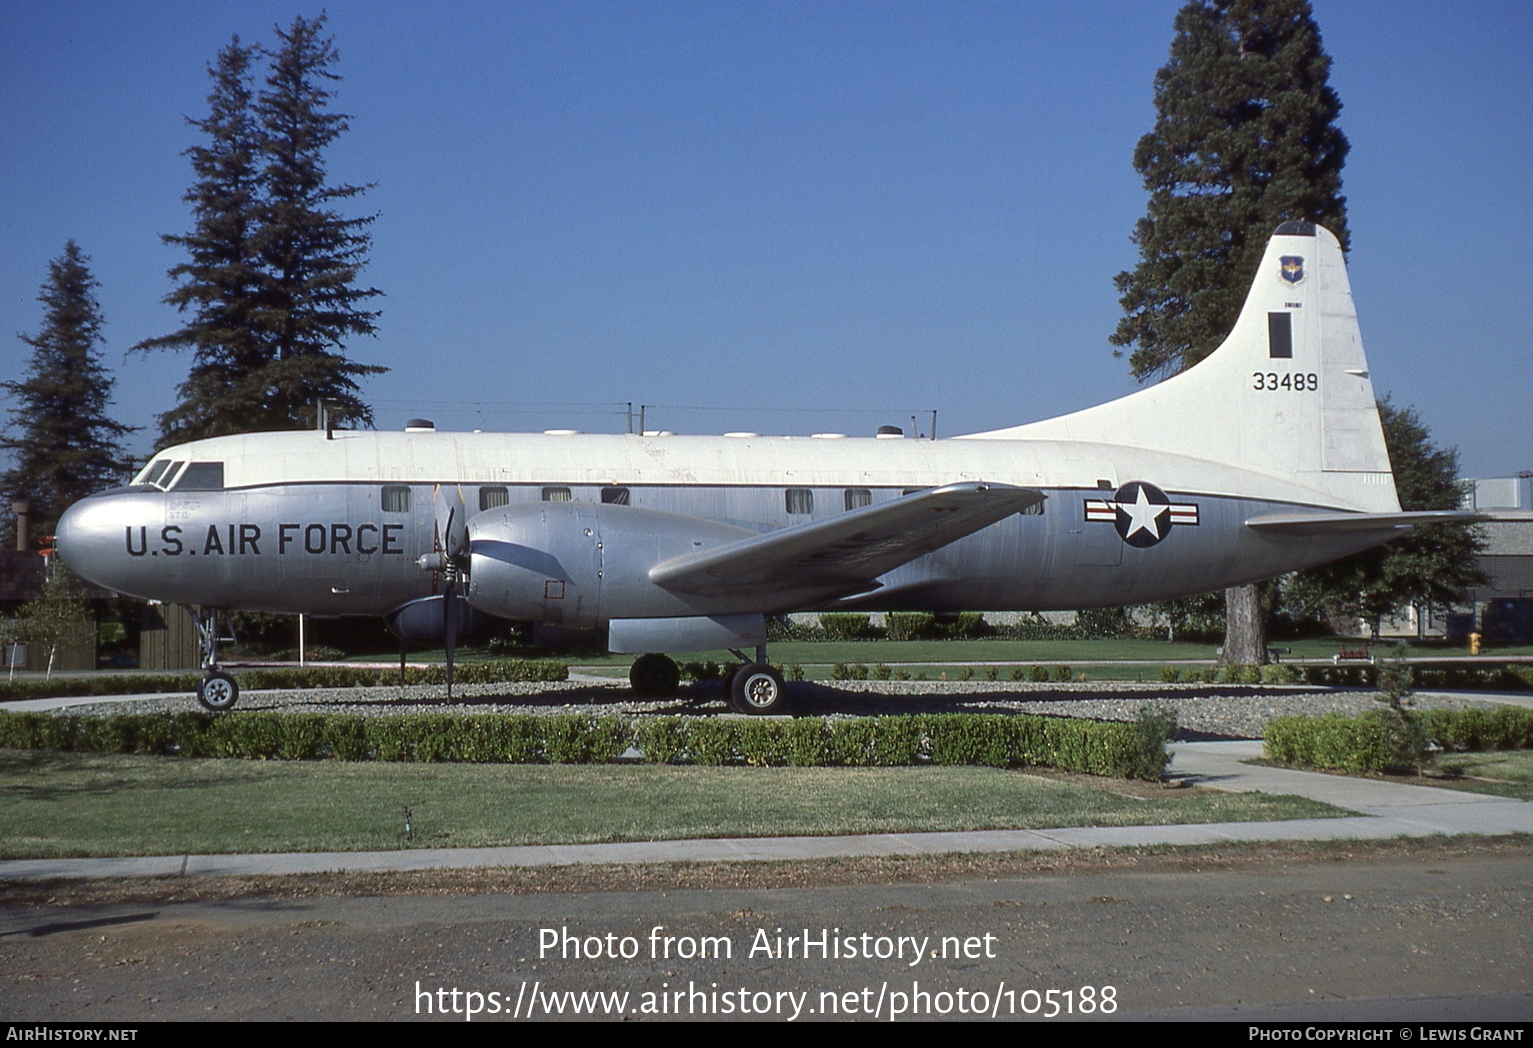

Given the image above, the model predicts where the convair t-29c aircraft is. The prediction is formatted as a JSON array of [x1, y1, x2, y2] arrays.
[[57, 222, 1475, 712]]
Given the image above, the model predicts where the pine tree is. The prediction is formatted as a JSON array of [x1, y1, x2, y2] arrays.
[[250, 13, 384, 429], [138, 15, 384, 444], [1112, 0, 1349, 664], [1111, 0, 1349, 380], [1, 243, 135, 539], [134, 38, 270, 445]]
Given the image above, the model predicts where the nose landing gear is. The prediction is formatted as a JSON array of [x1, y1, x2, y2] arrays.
[[191, 606, 240, 711]]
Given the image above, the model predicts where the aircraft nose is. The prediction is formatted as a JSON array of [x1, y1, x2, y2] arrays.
[[55, 490, 162, 597]]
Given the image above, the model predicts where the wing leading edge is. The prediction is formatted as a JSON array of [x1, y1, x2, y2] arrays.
[[649, 482, 1044, 599]]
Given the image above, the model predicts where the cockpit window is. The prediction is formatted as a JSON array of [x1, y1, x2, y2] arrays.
[[141, 460, 172, 487], [156, 461, 186, 489], [172, 462, 224, 491]]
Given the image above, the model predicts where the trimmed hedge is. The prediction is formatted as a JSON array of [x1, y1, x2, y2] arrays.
[[1266, 706, 1533, 773], [1152, 663, 1533, 690], [0, 708, 1175, 779], [0, 659, 568, 702], [1294, 662, 1533, 690]]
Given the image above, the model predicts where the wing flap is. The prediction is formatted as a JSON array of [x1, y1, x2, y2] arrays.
[[649, 482, 1043, 597]]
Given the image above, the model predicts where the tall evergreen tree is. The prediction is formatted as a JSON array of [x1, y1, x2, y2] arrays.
[[1112, 0, 1349, 663], [249, 13, 384, 429], [134, 38, 269, 446], [1, 243, 135, 539], [138, 15, 383, 443], [1111, 0, 1349, 380]]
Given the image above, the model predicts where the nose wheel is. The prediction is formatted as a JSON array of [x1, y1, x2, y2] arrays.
[[197, 670, 239, 712]]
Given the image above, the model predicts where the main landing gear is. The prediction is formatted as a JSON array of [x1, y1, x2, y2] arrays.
[[723, 645, 788, 715], [190, 606, 240, 711], [627, 645, 791, 715]]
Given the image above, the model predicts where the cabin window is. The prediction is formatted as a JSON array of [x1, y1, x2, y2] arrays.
[[785, 488, 814, 515], [479, 486, 509, 511], [382, 485, 411, 513], [601, 486, 630, 505], [844, 488, 871, 511], [173, 462, 224, 491], [542, 486, 572, 502], [1022, 500, 1044, 516]]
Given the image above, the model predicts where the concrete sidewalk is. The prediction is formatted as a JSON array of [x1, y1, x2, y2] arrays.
[[2, 740, 1528, 882]]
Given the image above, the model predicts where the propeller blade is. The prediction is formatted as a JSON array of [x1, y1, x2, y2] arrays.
[[443, 576, 457, 700], [432, 484, 469, 559]]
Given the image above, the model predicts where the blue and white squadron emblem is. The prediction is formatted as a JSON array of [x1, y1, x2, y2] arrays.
[[1084, 481, 1200, 548], [1279, 255, 1305, 285]]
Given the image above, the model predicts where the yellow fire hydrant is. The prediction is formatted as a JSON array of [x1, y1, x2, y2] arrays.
[[1469, 631, 1482, 655]]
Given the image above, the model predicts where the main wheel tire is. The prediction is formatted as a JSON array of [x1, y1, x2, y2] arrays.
[[197, 670, 239, 712], [729, 662, 788, 715], [629, 653, 680, 697]]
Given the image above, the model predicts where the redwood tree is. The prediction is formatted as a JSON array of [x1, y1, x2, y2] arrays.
[[1112, 0, 1350, 662]]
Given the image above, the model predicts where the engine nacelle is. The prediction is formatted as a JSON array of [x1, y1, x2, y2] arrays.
[[465, 501, 758, 627], [384, 594, 498, 645]]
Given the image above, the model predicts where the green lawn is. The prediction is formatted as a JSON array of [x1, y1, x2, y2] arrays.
[[1, 750, 1344, 859], [1431, 750, 1533, 801]]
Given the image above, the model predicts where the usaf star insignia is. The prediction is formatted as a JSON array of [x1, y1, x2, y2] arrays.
[[1084, 481, 1199, 548]]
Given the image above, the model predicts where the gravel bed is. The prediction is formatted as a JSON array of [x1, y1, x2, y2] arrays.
[[49, 678, 1505, 741]]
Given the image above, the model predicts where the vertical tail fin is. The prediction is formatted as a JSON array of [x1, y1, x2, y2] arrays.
[[969, 222, 1399, 512]]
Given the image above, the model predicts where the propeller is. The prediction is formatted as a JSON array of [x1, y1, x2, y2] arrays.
[[423, 484, 469, 699]]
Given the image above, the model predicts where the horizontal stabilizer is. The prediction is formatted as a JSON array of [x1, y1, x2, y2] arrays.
[[649, 482, 1043, 597], [1245, 509, 1500, 536]]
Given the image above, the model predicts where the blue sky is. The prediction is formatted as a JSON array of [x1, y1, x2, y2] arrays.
[[2, 1, 1528, 477]]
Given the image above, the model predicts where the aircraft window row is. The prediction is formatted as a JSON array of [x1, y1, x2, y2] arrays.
[[480, 486, 509, 511], [785, 488, 813, 515], [382, 485, 411, 513], [844, 488, 871, 511], [602, 486, 630, 505], [542, 486, 572, 502]]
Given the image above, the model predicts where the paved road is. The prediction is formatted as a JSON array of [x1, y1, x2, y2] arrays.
[[3, 844, 1529, 1022]]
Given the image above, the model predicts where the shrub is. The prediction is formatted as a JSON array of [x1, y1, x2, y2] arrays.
[[1266, 712, 1394, 773], [1129, 705, 1177, 781], [825, 719, 876, 765], [636, 717, 688, 764], [885, 612, 936, 641], [819, 613, 873, 640], [1051, 665, 1072, 682]]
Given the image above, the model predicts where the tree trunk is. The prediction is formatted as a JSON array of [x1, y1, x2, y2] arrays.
[[1220, 584, 1267, 665]]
